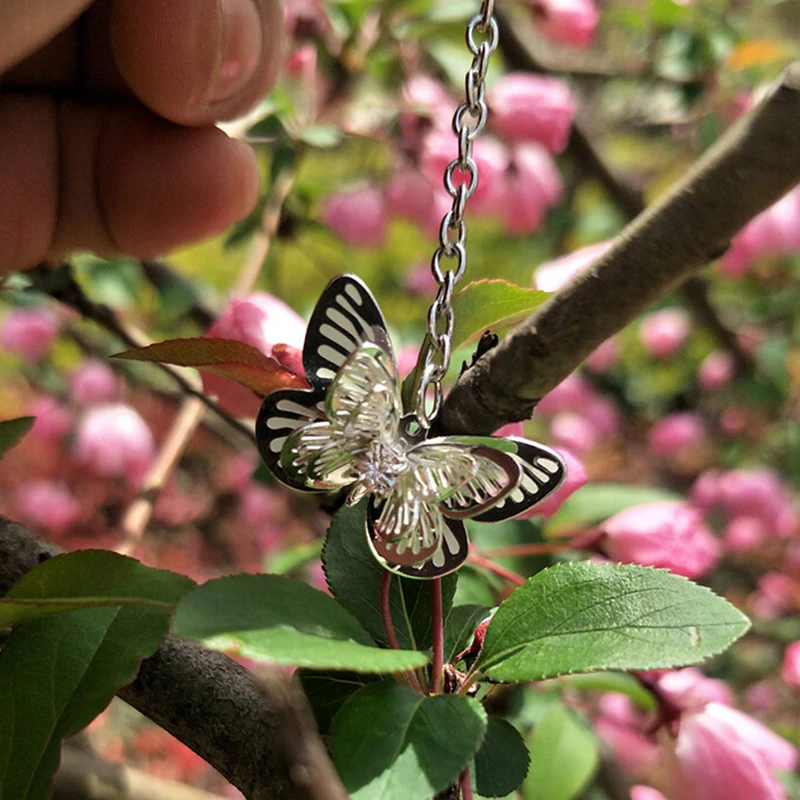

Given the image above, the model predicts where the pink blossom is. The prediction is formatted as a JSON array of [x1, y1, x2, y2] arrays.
[[781, 641, 800, 689], [284, 42, 317, 81], [534, 241, 612, 292], [396, 346, 419, 379], [321, 185, 387, 248], [535, 371, 595, 416], [29, 396, 73, 443], [400, 75, 455, 144], [550, 411, 599, 455], [0, 308, 60, 362], [690, 470, 721, 511], [600, 501, 720, 578], [585, 337, 620, 373], [530, 0, 600, 48], [750, 572, 799, 619], [655, 668, 734, 711], [698, 350, 735, 391], [724, 516, 768, 553], [14, 480, 80, 535], [202, 293, 306, 418], [421, 131, 508, 213], [745, 681, 781, 713], [648, 412, 706, 458], [70, 360, 121, 406], [500, 144, 564, 235], [595, 693, 659, 774], [386, 169, 437, 232], [521, 447, 586, 518], [717, 468, 797, 538], [674, 702, 796, 800], [631, 788, 668, 800], [402, 262, 437, 297], [489, 73, 576, 152], [639, 308, 691, 359], [582, 394, 621, 437], [74, 404, 155, 483], [493, 422, 525, 438]]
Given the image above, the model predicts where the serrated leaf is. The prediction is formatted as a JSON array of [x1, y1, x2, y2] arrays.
[[114, 338, 309, 396], [0, 417, 34, 459], [0, 572, 183, 800], [330, 683, 487, 800], [172, 574, 428, 673], [476, 562, 750, 682], [444, 604, 492, 663], [298, 670, 387, 735], [473, 717, 529, 797], [545, 484, 682, 537], [451, 280, 548, 352], [323, 503, 457, 651], [0, 551, 195, 628], [524, 703, 599, 800]]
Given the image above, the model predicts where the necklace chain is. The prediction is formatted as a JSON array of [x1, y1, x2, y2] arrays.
[[415, 0, 499, 428]]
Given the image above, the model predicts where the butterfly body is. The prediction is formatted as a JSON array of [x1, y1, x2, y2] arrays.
[[256, 275, 567, 579]]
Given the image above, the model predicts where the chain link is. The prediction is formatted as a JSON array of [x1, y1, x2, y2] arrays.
[[415, 0, 498, 428]]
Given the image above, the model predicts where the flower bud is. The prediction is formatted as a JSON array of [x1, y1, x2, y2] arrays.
[[500, 144, 564, 235], [70, 360, 121, 406], [0, 308, 59, 362], [322, 185, 387, 248], [698, 350, 735, 391], [781, 641, 800, 689], [29, 396, 73, 444], [639, 309, 690, 359], [534, 241, 611, 292], [529, 0, 600, 48], [648, 412, 706, 459], [14, 480, 80, 535]]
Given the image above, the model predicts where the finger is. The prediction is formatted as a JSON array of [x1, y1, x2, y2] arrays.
[[0, 96, 260, 273], [0, 0, 92, 72], [109, 0, 284, 126]]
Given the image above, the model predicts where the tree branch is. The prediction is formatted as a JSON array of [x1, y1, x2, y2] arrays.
[[0, 516, 335, 800], [440, 62, 800, 434]]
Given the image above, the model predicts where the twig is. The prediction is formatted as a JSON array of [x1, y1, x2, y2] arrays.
[[430, 578, 444, 695], [441, 62, 800, 435], [380, 571, 424, 693], [468, 552, 526, 586], [459, 766, 473, 800], [476, 542, 570, 558]]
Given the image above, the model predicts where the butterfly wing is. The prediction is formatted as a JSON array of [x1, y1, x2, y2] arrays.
[[303, 275, 392, 391], [472, 438, 567, 522]]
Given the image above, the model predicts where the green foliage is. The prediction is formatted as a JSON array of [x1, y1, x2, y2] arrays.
[[524, 702, 599, 800], [473, 717, 530, 797], [171, 574, 428, 672], [298, 670, 388, 735], [0, 417, 34, 460], [444, 604, 492, 663], [330, 683, 487, 800], [477, 562, 751, 682]]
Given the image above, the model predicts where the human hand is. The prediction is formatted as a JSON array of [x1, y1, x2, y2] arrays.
[[0, 0, 284, 273]]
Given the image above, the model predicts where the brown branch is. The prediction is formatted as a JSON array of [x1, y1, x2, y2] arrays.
[[0, 516, 335, 800], [440, 62, 800, 434]]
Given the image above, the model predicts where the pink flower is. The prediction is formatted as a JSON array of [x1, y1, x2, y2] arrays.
[[29, 396, 73, 443], [420, 131, 508, 213], [402, 262, 437, 297], [655, 668, 734, 711], [400, 75, 455, 144], [550, 412, 599, 455], [521, 447, 586, 518], [582, 394, 621, 437], [717, 468, 797, 538], [70, 360, 121, 406], [631, 788, 668, 800], [74, 404, 155, 483], [322, 185, 387, 248], [535, 371, 595, 416], [698, 350, 735, 391], [648, 412, 706, 458], [0, 307, 60, 362], [600, 502, 720, 578], [690, 470, 721, 511], [202, 293, 306, 418], [594, 693, 659, 774], [14, 480, 80, 535], [674, 702, 796, 800], [534, 241, 612, 292], [396, 346, 419, 379], [386, 169, 436, 231], [489, 74, 576, 152], [500, 144, 563, 235], [724, 516, 768, 553], [639, 309, 691, 359], [530, 0, 600, 48], [750, 572, 799, 619], [585, 337, 620, 373], [745, 681, 781, 713], [781, 641, 800, 689]]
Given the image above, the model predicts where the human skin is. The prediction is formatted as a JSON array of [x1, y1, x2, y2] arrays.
[[0, 0, 284, 273]]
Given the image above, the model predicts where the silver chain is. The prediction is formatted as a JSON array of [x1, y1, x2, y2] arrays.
[[415, 0, 499, 429]]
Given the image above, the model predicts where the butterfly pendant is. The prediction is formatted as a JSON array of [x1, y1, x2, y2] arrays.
[[256, 275, 567, 580]]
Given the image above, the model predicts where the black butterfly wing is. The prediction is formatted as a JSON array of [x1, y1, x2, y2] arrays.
[[303, 275, 392, 391], [472, 438, 566, 522]]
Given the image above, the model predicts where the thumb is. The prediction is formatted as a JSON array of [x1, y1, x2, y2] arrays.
[[0, 0, 93, 72]]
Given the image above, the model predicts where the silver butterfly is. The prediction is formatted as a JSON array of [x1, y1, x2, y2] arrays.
[[256, 275, 566, 579]]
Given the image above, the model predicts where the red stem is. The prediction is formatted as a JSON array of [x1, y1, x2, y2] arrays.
[[459, 766, 473, 800], [431, 577, 444, 695], [468, 552, 526, 586], [381, 570, 423, 693], [478, 542, 570, 558]]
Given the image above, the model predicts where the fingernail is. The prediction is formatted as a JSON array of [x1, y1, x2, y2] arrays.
[[211, 0, 263, 103]]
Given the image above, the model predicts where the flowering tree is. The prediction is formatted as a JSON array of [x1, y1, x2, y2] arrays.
[[1, 1, 800, 800]]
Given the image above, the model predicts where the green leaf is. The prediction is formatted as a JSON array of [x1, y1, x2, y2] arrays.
[[330, 683, 487, 800], [545, 484, 682, 537], [298, 670, 386, 735], [172, 574, 429, 673], [524, 703, 599, 800], [476, 562, 751, 682], [0, 417, 34, 460], [473, 717, 529, 797], [0, 567, 185, 800], [444, 604, 492, 663], [451, 280, 548, 352], [0, 551, 195, 628], [322, 503, 457, 651], [114, 338, 309, 396], [297, 125, 344, 148]]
